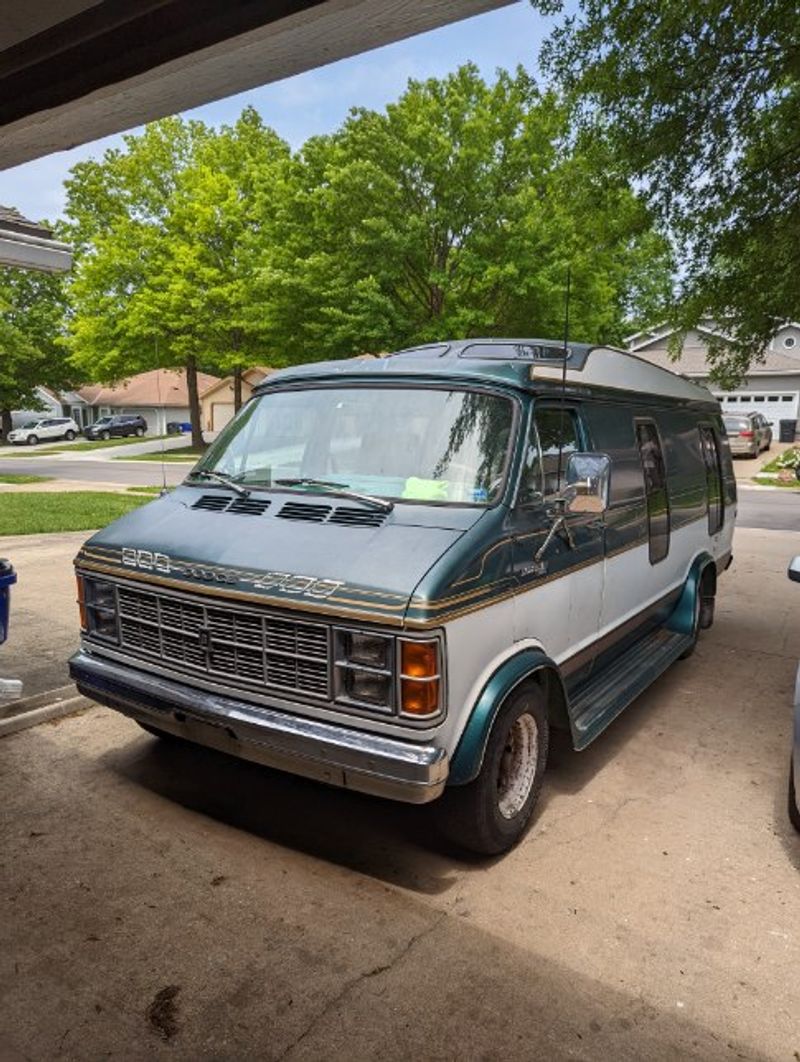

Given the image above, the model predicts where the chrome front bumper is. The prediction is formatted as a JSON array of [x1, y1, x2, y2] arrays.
[[69, 649, 449, 804]]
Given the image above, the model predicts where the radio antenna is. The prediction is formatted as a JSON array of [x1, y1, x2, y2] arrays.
[[556, 265, 572, 491], [155, 338, 167, 495]]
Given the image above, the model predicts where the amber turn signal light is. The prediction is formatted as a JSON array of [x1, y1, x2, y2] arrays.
[[400, 640, 438, 678], [401, 678, 440, 716], [76, 573, 87, 631]]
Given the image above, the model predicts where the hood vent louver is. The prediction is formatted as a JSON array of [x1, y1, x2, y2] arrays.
[[277, 502, 332, 523], [192, 494, 232, 512], [227, 497, 271, 516], [329, 507, 387, 528]]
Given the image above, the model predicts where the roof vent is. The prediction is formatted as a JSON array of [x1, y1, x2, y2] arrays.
[[329, 507, 387, 528], [192, 495, 231, 512], [277, 502, 332, 523], [227, 497, 271, 516]]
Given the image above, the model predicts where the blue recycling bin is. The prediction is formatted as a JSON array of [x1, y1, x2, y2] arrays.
[[0, 559, 16, 646]]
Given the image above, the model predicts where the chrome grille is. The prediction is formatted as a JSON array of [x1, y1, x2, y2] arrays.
[[114, 584, 330, 699]]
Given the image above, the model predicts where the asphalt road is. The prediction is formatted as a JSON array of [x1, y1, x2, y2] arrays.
[[1, 526, 799, 1061], [0, 454, 189, 486], [736, 485, 800, 530]]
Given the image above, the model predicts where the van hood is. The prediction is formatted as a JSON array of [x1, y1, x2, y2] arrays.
[[76, 486, 482, 626]]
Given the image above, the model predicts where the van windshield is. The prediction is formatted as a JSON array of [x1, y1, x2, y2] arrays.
[[193, 385, 516, 506]]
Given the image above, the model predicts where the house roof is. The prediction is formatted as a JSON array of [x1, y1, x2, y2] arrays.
[[77, 368, 221, 408], [199, 366, 274, 401], [631, 344, 800, 377], [628, 319, 800, 376]]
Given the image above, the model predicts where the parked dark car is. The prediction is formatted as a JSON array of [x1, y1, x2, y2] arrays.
[[723, 412, 772, 456], [84, 415, 147, 441]]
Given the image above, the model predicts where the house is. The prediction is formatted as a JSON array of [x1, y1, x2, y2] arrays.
[[73, 368, 221, 435], [626, 319, 800, 435], [199, 367, 274, 434], [9, 368, 220, 434]]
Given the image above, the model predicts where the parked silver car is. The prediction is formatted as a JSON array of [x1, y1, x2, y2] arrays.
[[789, 556, 800, 832], [723, 412, 772, 456]]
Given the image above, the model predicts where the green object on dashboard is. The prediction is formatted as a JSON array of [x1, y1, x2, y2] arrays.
[[402, 477, 449, 501]]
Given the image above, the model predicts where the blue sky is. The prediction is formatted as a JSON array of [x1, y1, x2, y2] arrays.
[[0, 1, 560, 224]]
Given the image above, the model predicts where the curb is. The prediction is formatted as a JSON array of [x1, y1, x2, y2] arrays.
[[0, 684, 92, 737]]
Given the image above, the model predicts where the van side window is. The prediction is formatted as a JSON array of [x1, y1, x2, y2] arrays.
[[534, 408, 581, 497], [699, 425, 724, 534], [635, 420, 670, 564]]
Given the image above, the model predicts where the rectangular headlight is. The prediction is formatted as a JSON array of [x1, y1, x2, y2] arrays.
[[81, 576, 119, 643], [334, 629, 394, 711]]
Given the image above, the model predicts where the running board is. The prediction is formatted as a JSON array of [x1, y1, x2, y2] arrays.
[[569, 628, 694, 750]]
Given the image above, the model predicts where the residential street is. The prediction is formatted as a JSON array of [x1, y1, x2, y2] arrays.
[[1, 523, 799, 1060], [736, 486, 800, 530], [0, 438, 193, 488]]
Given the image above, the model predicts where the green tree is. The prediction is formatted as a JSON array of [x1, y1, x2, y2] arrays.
[[0, 265, 74, 442], [65, 110, 289, 446], [264, 64, 672, 360], [535, 0, 800, 385]]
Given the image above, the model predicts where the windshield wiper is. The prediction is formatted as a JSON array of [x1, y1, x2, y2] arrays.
[[274, 477, 393, 513], [187, 469, 251, 497]]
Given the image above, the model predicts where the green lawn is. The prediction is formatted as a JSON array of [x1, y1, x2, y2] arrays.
[[0, 473, 53, 484], [126, 485, 168, 494], [0, 492, 151, 535], [119, 446, 205, 463]]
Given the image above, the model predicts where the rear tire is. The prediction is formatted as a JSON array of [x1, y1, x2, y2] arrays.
[[136, 427, 145, 437], [435, 685, 549, 856], [64, 430, 75, 441], [679, 568, 716, 659]]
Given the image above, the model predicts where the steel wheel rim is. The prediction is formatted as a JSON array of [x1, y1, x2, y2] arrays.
[[497, 712, 538, 820]]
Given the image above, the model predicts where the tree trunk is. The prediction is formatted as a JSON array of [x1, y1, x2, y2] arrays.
[[0, 409, 11, 443], [186, 356, 204, 451], [233, 365, 243, 412]]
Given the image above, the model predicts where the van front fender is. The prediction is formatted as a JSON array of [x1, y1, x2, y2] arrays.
[[448, 648, 564, 786]]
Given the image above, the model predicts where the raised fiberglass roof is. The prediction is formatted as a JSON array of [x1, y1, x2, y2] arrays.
[[259, 338, 716, 403]]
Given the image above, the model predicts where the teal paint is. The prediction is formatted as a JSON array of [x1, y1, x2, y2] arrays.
[[666, 552, 715, 635], [448, 647, 559, 785]]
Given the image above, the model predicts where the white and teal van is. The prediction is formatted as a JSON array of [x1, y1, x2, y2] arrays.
[[71, 340, 735, 854]]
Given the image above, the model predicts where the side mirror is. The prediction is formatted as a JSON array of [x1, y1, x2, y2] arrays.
[[789, 556, 800, 583], [562, 453, 611, 515]]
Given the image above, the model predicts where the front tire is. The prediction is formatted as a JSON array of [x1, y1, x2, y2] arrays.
[[27, 435, 38, 446], [435, 685, 549, 856], [101, 430, 111, 441], [790, 758, 800, 832]]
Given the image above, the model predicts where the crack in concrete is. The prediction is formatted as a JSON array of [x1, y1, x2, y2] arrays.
[[274, 911, 447, 1061]]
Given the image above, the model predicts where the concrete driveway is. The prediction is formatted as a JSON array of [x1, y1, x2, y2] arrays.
[[1, 523, 799, 1061]]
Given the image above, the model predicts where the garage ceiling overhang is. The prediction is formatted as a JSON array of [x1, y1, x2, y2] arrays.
[[0, 0, 514, 172]]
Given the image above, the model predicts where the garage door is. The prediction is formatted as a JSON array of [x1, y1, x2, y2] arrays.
[[211, 403, 235, 431], [714, 391, 799, 431]]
